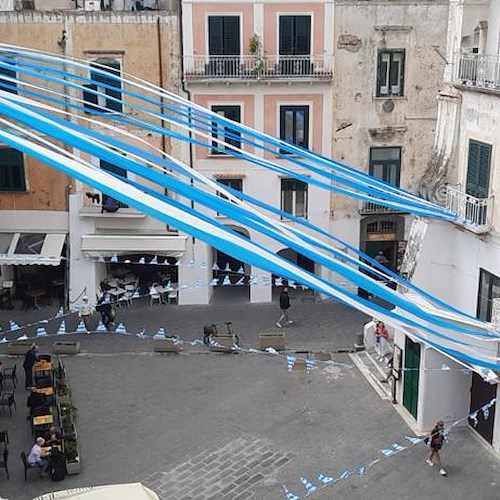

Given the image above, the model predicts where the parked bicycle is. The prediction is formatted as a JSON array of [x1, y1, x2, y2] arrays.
[[203, 321, 240, 348]]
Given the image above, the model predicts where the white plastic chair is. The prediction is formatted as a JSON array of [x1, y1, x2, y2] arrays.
[[149, 286, 161, 307]]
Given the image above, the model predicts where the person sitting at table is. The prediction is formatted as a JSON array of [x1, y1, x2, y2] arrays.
[[27, 437, 50, 473], [43, 426, 62, 446]]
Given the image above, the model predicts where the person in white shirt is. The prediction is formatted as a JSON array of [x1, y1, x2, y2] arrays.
[[27, 436, 49, 472], [78, 296, 94, 332]]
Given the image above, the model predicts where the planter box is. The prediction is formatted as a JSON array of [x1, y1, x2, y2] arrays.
[[52, 341, 80, 355], [315, 351, 331, 361], [66, 457, 80, 475], [5, 342, 35, 355], [259, 332, 285, 351], [292, 359, 306, 371], [153, 338, 180, 353], [208, 334, 238, 353]]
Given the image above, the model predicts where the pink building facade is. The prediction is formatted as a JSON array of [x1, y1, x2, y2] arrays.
[[181, 0, 334, 304]]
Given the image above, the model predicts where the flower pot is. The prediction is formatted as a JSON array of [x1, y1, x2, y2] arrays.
[[52, 341, 80, 355], [259, 332, 285, 351], [153, 338, 180, 353], [5, 342, 35, 355]]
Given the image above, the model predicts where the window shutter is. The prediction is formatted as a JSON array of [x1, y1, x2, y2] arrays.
[[0, 64, 17, 94], [223, 16, 240, 55], [466, 140, 491, 198], [279, 16, 294, 55], [294, 16, 311, 55], [378, 52, 389, 96], [209, 16, 224, 55], [103, 61, 123, 113], [100, 159, 127, 179]]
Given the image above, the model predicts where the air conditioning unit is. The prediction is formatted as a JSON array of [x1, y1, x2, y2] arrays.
[[84, 0, 100, 11]]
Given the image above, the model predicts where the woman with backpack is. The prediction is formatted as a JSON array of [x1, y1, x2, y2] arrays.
[[426, 420, 447, 476]]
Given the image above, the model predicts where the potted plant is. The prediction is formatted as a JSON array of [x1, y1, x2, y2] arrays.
[[248, 34, 263, 76], [63, 437, 80, 475]]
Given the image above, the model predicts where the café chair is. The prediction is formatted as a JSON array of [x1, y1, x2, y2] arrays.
[[0, 393, 16, 416], [0, 447, 9, 479], [20, 452, 42, 481], [2, 365, 17, 389], [149, 286, 161, 307]]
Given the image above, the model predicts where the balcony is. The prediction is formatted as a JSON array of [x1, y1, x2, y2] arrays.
[[183, 55, 333, 83], [445, 185, 494, 233], [359, 201, 406, 215], [454, 53, 500, 93]]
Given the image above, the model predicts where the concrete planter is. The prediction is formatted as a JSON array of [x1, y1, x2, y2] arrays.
[[153, 338, 180, 353], [208, 334, 238, 353], [315, 351, 331, 361], [66, 457, 80, 475], [5, 342, 35, 355], [259, 332, 285, 351], [52, 341, 80, 355]]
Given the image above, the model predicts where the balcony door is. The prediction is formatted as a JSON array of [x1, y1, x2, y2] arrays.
[[208, 16, 240, 76], [279, 15, 311, 75]]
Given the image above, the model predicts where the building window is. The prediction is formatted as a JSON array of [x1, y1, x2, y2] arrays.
[[0, 59, 17, 94], [466, 140, 491, 198], [376, 49, 405, 97], [208, 16, 240, 55], [217, 178, 243, 196], [477, 269, 500, 321], [100, 159, 128, 209], [279, 15, 311, 55], [280, 105, 309, 151], [83, 59, 123, 113], [369, 147, 401, 186], [281, 178, 308, 218], [216, 178, 243, 215], [0, 148, 26, 192], [211, 105, 241, 154]]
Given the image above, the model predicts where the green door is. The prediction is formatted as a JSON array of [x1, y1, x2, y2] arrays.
[[403, 337, 420, 419]]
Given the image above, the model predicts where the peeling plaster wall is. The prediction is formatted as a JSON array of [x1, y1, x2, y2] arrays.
[[331, 1, 449, 221]]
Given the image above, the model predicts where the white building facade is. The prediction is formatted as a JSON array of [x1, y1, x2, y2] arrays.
[[392, 0, 500, 451]]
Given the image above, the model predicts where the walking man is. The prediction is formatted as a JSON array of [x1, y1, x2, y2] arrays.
[[78, 295, 94, 333], [23, 344, 37, 389], [276, 287, 293, 328], [426, 420, 447, 476]]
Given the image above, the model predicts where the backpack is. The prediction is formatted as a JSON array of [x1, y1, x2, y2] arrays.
[[50, 449, 68, 481]]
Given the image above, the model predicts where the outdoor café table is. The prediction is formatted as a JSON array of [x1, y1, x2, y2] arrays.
[[24, 289, 47, 309], [41, 445, 61, 458], [33, 414, 53, 426], [34, 386, 54, 396]]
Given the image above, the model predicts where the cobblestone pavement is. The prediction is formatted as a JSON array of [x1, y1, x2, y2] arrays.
[[0, 297, 499, 500]]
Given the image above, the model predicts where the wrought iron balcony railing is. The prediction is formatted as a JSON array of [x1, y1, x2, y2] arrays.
[[445, 185, 493, 233], [455, 53, 500, 92], [183, 55, 333, 82], [359, 201, 406, 215]]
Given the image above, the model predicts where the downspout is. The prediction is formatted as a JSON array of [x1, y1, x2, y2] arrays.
[[178, 0, 196, 245]]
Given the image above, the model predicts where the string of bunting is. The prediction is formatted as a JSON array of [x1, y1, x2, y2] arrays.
[[282, 396, 497, 498]]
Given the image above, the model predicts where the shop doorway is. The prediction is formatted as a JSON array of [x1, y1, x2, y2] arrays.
[[403, 337, 420, 419], [272, 248, 315, 301], [469, 373, 496, 444]]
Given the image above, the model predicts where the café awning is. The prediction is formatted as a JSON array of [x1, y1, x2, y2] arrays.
[[33, 483, 159, 500], [81, 234, 187, 258], [0, 232, 67, 266]]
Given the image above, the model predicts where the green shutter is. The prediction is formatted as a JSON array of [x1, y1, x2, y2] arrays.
[[466, 140, 491, 198]]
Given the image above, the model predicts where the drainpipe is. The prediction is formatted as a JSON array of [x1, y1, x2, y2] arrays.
[[178, 0, 196, 245]]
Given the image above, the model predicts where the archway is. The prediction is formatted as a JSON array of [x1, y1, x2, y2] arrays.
[[211, 226, 251, 303]]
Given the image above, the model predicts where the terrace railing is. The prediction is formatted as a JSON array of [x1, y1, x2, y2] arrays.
[[445, 185, 493, 233], [184, 54, 333, 82], [455, 53, 500, 92]]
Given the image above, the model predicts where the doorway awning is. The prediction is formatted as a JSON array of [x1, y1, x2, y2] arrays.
[[81, 234, 187, 258], [0, 233, 67, 266]]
